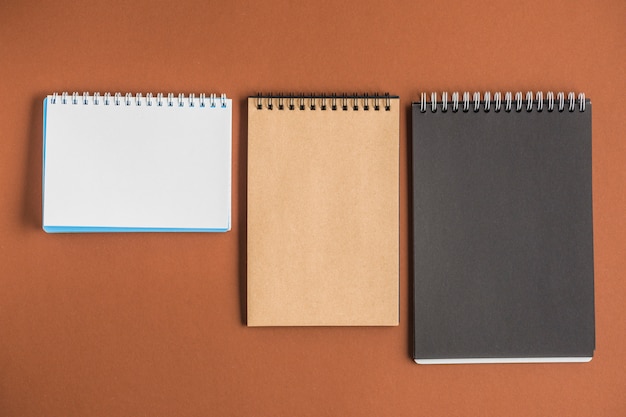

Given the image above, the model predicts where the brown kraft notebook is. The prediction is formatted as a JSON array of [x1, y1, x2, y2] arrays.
[[247, 93, 399, 326]]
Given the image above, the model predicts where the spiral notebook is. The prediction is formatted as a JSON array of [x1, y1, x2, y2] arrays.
[[42, 92, 232, 232], [412, 91, 595, 364], [247, 94, 399, 326]]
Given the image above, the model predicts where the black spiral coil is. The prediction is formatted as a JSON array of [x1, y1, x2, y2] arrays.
[[254, 93, 397, 111]]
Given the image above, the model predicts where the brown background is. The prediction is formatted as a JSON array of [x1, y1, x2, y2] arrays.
[[0, 0, 624, 415]]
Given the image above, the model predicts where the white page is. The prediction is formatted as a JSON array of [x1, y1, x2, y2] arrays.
[[43, 93, 231, 232]]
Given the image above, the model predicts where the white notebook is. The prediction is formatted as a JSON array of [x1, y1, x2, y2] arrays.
[[42, 92, 232, 233]]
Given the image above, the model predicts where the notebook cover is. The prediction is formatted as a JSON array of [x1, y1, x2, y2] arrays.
[[247, 96, 399, 326], [42, 93, 232, 232], [412, 98, 595, 362]]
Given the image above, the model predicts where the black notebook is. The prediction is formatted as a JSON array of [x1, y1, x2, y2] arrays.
[[412, 91, 595, 364]]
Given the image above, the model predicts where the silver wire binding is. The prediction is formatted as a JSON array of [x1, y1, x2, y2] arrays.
[[536, 91, 543, 112], [254, 93, 395, 111], [493, 92, 501, 112], [578, 93, 585, 111], [546, 92, 554, 112], [418, 91, 588, 113], [505, 92, 512, 112], [515, 92, 523, 112], [49, 92, 228, 107]]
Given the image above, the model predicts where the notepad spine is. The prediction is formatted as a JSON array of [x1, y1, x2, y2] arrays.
[[254, 93, 397, 111], [417, 91, 587, 113], [49, 92, 228, 108]]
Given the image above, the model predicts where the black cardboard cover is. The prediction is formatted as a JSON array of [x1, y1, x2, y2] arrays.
[[412, 101, 595, 360]]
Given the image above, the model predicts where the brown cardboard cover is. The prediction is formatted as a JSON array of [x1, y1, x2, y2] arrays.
[[247, 97, 399, 326]]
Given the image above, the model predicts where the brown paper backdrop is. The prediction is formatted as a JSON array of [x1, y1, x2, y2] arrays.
[[0, 0, 624, 415]]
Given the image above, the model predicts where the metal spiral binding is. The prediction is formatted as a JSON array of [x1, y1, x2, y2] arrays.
[[484, 92, 491, 112], [512, 93, 519, 111], [49, 92, 228, 108], [473, 92, 481, 112], [254, 93, 395, 111], [418, 91, 587, 113], [536, 92, 543, 111]]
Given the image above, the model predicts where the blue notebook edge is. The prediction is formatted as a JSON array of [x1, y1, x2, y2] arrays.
[[42, 96, 48, 232], [43, 225, 230, 233]]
